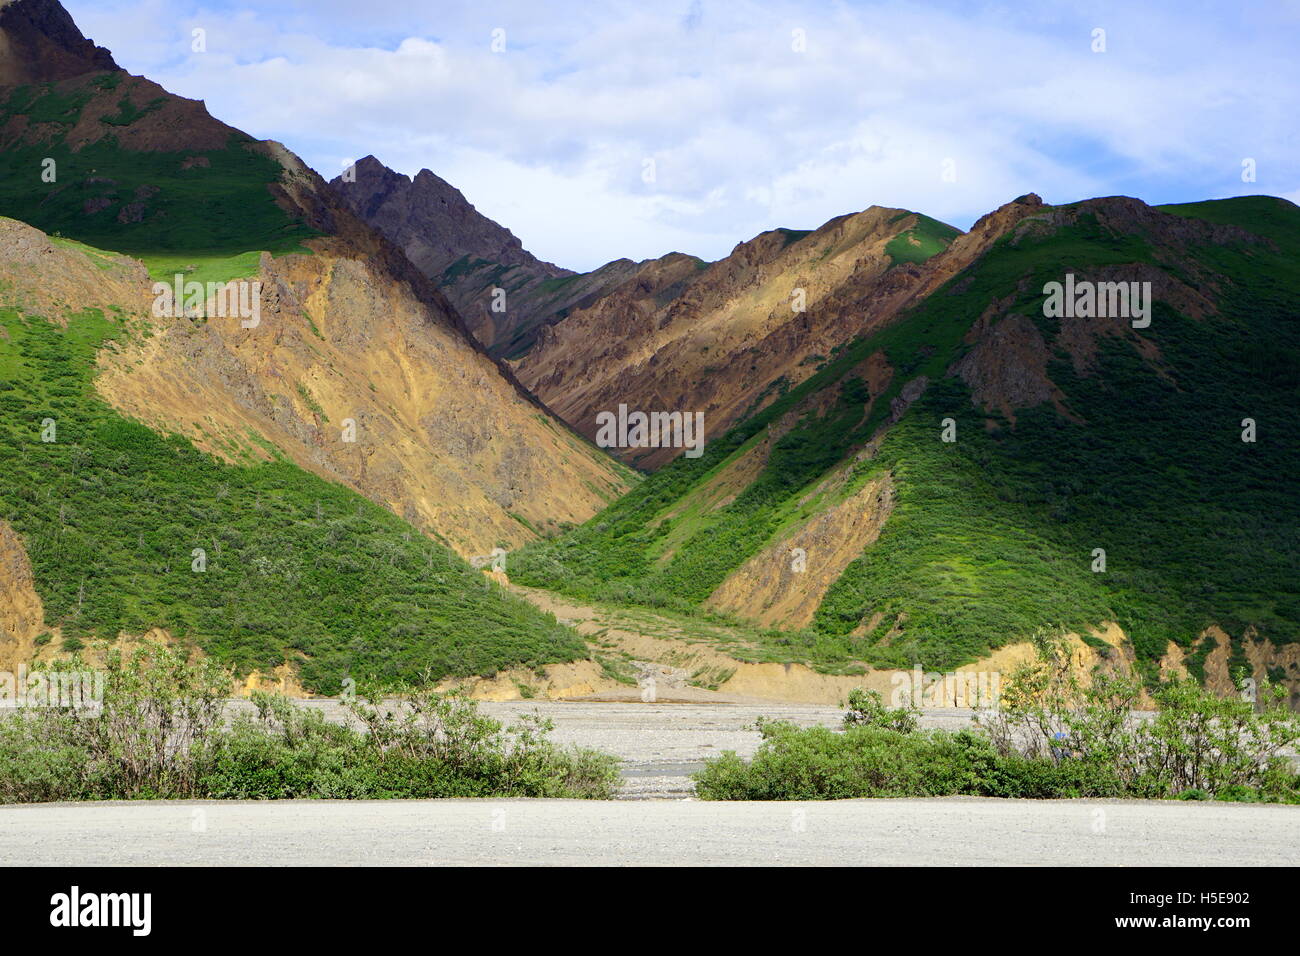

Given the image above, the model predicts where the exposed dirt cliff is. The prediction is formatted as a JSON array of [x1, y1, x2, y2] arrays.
[[0, 519, 45, 671]]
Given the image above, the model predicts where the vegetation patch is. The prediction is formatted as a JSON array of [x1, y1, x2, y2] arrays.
[[884, 213, 961, 265], [0, 302, 588, 692], [0, 645, 619, 802], [695, 637, 1300, 802]]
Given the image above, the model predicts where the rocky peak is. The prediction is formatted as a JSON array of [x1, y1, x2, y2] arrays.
[[330, 154, 570, 281], [0, 0, 119, 86], [964, 192, 1044, 242]]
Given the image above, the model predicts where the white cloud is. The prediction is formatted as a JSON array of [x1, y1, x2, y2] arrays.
[[67, 0, 1300, 270]]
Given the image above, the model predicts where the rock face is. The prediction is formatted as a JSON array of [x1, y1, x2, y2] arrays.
[[330, 156, 637, 358], [331, 156, 565, 283], [0, 0, 118, 86]]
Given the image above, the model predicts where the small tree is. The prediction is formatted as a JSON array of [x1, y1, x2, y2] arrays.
[[976, 625, 1078, 757]]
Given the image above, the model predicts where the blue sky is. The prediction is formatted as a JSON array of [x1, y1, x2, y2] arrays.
[[68, 0, 1300, 271]]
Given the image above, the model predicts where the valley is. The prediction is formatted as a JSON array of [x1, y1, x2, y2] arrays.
[[0, 0, 1296, 790]]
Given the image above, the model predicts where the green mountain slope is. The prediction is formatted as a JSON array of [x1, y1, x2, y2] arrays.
[[512, 195, 1300, 680], [0, 73, 319, 282], [0, 236, 584, 693], [0, 5, 615, 693]]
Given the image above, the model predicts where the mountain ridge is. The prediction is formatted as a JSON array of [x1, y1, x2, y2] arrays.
[[512, 192, 1300, 701], [330, 154, 626, 358]]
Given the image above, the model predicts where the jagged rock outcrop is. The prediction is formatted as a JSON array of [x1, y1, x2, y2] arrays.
[[0, 0, 117, 86], [331, 156, 567, 281], [329, 156, 641, 357]]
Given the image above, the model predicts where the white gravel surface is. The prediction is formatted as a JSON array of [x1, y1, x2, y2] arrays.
[[1, 796, 1295, 866]]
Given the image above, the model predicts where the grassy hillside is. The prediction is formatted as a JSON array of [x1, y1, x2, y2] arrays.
[[0, 75, 318, 282], [884, 212, 962, 265], [512, 196, 1300, 678], [0, 296, 586, 693]]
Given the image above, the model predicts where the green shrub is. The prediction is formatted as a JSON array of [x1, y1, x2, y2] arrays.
[[843, 688, 919, 733], [696, 636, 1300, 802], [0, 644, 620, 802]]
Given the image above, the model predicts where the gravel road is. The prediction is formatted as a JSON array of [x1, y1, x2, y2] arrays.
[[1, 797, 1295, 866]]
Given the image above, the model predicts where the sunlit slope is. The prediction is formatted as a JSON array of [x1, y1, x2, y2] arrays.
[[513, 196, 1300, 680], [0, 230, 587, 693]]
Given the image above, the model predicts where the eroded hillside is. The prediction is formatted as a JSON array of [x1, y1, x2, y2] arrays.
[[0, 54, 631, 557], [512, 194, 1300, 699], [513, 200, 1045, 469]]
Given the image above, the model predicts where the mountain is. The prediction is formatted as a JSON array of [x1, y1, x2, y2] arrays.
[[3, 0, 1295, 707], [334, 157, 1051, 475], [0, 0, 631, 691], [0, 0, 117, 85], [512, 194, 1300, 702], [330, 156, 562, 282], [514, 205, 982, 469], [330, 155, 644, 358]]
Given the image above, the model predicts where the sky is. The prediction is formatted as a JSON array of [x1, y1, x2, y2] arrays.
[[67, 0, 1300, 271]]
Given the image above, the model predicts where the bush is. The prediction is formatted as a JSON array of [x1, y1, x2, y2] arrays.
[[0, 643, 620, 802], [693, 720, 1125, 800], [695, 633, 1300, 802], [977, 629, 1300, 801], [843, 688, 919, 733]]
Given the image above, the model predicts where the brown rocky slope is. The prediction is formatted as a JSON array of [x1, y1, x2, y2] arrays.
[[514, 197, 1044, 469], [329, 155, 650, 359]]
